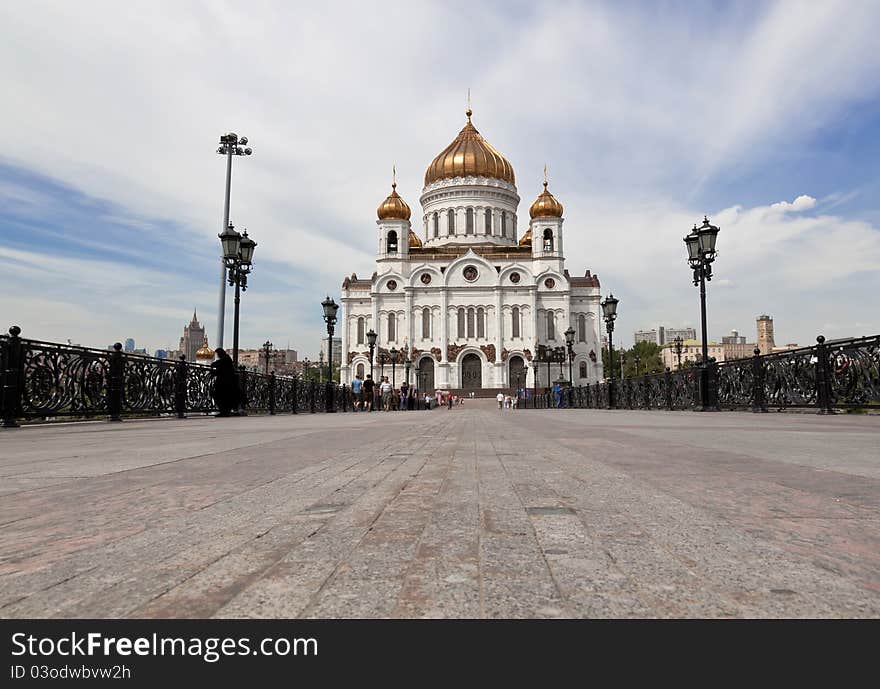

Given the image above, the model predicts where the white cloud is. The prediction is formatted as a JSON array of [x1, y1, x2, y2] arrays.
[[770, 195, 817, 212]]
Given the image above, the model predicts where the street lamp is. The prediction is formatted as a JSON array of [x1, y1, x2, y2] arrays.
[[620, 352, 626, 379], [634, 355, 641, 377], [684, 216, 720, 410], [321, 296, 339, 413], [404, 352, 412, 388], [262, 340, 274, 375], [554, 346, 566, 379], [390, 346, 398, 390], [378, 350, 387, 380], [215, 132, 253, 352], [601, 293, 619, 407], [674, 336, 683, 370], [219, 222, 257, 367], [564, 326, 575, 384]]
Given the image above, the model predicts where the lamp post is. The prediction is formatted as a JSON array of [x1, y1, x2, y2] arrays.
[[321, 296, 339, 413], [620, 352, 626, 379], [634, 355, 641, 377], [554, 346, 565, 379], [684, 216, 721, 411], [378, 351, 387, 380], [674, 336, 683, 370], [262, 340, 274, 375], [564, 327, 575, 384], [601, 294, 619, 408], [390, 347, 398, 389], [219, 222, 257, 367], [215, 133, 252, 352], [404, 353, 412, 388], [366, 329, 377, 407]]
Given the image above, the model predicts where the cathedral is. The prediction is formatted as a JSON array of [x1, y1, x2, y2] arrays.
[[339, 108, 604, 392]]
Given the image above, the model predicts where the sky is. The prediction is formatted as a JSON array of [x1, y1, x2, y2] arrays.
[[1, 0, 879, 357]]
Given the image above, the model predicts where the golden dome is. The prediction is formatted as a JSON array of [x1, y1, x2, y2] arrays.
[[424, 109, 515, 186], [529, 181, 563, 219], [377, 181, 411, 220], [408, 229, 422, 248], [518, 227, 532, 246], [196, 338, 214, 361]]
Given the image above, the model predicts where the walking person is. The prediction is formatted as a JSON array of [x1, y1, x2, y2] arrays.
[[363, 374, 375, 412], [351, 373, 364, 411], [380, 376, 393, 411], [210, 348, 239, 417], [496, 391, 504, 409]]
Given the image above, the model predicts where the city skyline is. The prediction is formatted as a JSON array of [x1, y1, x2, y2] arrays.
[[2, 1, 879, 353]]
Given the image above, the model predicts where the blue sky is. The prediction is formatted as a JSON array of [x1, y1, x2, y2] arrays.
[[1, 0, 879, 355]]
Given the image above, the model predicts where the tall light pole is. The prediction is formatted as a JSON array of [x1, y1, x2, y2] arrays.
[[262, 340, 274, 375], [674, 336, 683, 370], [321, 296, 339, 413], [684, 217, 720, 411], [218, 223, 257, 367], [601, 294, 619, 408], [367, 328, 377, 381], [215, 133, 252, 352], [564, 327, 575, 384], [390, 346, 398, 389]]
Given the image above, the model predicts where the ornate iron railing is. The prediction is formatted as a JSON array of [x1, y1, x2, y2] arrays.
[[514, 334, 880, 413], [0, 328, 369, 425]]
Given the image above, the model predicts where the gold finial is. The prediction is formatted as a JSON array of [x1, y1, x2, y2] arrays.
[[392, 164, 397, 189], [543, 163, 548, 189], [466, 88, 472, 121]]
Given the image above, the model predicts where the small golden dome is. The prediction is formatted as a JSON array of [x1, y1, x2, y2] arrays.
[[408, 229, 422, 248], [424, 109, 515, 186], [377, 181, 411, 221], [196, 339, 214, 361], [529, 181, 563, 219], [518, 227, 532, 247]]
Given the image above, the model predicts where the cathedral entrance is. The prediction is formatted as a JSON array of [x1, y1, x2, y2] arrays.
[[417, 357, 435, 393], [461, 353, 482, 389], [509, 356, 526, 391]]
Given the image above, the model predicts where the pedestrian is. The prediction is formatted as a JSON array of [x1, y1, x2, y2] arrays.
[[400, 381, 409, 411], [351, 373, 364, 411], [496, 391, 504, 409], [380, 376, 393, 411], [363, 374, 375, 411], [210, 348, 239, 417], [553, 382, 563, 408], [447, 393, 453, 410]]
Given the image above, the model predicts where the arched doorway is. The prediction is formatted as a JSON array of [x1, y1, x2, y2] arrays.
[[417, 357, 435, 393], [509, 356, 526, 391], [461, 353, 482, 389]]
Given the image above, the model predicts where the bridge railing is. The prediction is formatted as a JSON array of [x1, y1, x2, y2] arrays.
[[0, 327, 362, 426], [514, 334, 879, 413]]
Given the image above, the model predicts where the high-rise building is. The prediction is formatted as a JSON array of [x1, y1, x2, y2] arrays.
[[722, 329, 746, 344], [178, 310, 206, 363], [756, 315, 775, 355], [634, 326, 696, 346], [320, 337, 342, 366], [124, 338, 135, 352]]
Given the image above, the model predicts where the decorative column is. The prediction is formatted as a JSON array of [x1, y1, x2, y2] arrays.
[[494, 287, 503, 386], [339, 302, 350, 384], [405, 289, 414, 351]]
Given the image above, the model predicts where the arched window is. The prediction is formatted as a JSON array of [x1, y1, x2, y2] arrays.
[[433, 212, 439, 238], [422, 307, 431, 339], [511, 307, 520, 339], [357, 317, 365, 345], [467, 308, 475, 339], [447, 209, 455, 234], [388, 313, 396, 342], [466, 208, 474, 235], [457, 308, 465, 339], [357, 363, 365, 379], [547, 311, 555, 340], [579, 361, 587, 379], [387, 230, 398, 254], [501, 211, 507, 238], [485, 208, 492, 234], [578, 314, 586, 343], [543, 228, 554, 252], [477, 307, 485, 339]]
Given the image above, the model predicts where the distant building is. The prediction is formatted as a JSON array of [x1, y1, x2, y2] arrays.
[[722, 329, 746, 344], [661, 339, 725, 370], [178, 310, 206, 363], [634, 326, 696, 346], [154, 349, 168, 359], [124, 338, 135, 352], [756, 315, 775, 355], [321, 337, 342, 366]]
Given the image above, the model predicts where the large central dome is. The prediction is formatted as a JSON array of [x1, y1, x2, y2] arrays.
[[424, 109, 515, 187]]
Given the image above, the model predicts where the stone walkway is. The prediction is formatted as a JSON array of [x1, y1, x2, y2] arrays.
[[0, 404, 877, 618]]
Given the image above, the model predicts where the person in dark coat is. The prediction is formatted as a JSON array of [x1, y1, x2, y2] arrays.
[[210, 348, 239, 416]]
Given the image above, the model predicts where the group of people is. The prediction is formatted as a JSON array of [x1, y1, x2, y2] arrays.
[[350, 374, 429, 411], [495, 392, 519, 409]]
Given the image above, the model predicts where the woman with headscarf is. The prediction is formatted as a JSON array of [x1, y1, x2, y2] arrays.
[[210, 348, 239, 416]]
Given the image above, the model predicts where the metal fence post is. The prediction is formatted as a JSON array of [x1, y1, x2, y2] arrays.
[[291, 377, 298, 414], [108, 343, 124, 422], [309, 380, 316, 413], [751, 348, 767, 413], [269, 371, 276, 415], [1, 325, 24, 428], [664, 368, 673, 410], [815, 335, 835, 414], [175, 355, 187, 419]]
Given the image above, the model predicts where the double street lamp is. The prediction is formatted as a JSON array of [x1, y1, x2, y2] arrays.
[[366, 328, 378, 402], [262, 340, 274, 375], [564, 326, 575, 384], [215, 132, 252, 351], [673, 336, 683, 370], [218, 222, 257, 366], [684, 217, 721, 410], [321, 296, 339, 413], [601, 293, 619, 407]]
